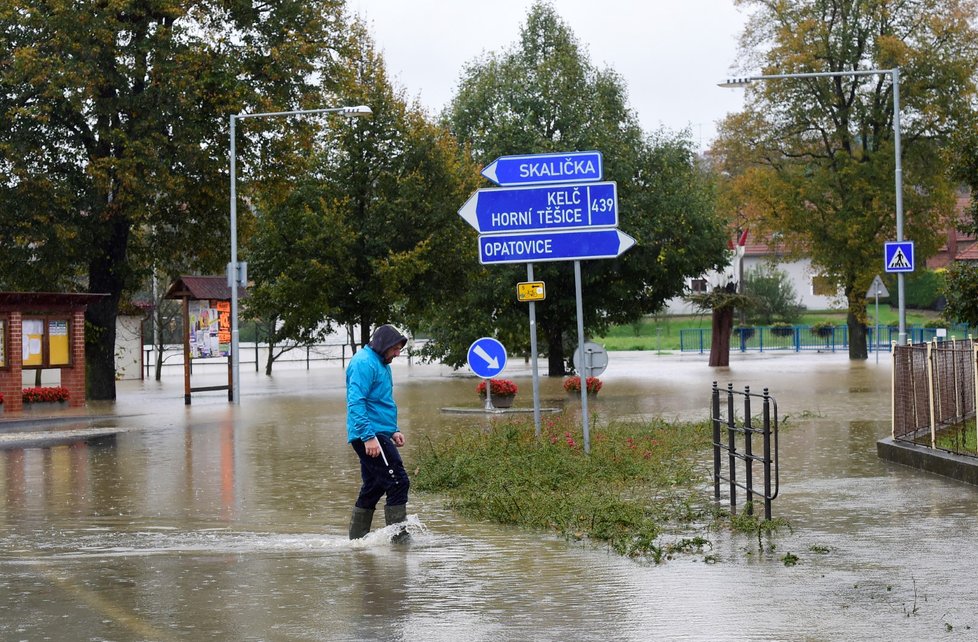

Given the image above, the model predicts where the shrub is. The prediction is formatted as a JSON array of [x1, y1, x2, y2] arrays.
[[743, 264, 805, 324], [770, 322, 794, 337]]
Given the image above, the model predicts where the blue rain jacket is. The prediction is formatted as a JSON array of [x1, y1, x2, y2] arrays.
[[346, 325, 406, 443]]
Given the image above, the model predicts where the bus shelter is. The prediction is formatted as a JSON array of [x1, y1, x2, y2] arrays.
[[0, 292, 104, 413], [165, 276, 246, 405]]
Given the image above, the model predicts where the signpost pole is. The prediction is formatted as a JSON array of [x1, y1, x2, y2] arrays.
[[875, 289, 880, 365], [527, 263, 542, 437], [574, 260, 590, 453]]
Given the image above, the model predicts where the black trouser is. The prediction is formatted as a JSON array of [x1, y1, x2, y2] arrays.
[[351, 434, 410, 509]]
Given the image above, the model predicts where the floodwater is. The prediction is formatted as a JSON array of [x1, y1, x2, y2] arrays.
[[2, 351, 977, 641]]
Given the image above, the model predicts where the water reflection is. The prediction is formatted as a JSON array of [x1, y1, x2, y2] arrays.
[[1, 353, 976, 639]]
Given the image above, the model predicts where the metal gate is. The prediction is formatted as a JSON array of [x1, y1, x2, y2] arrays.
[[711, 383, 780, 520]]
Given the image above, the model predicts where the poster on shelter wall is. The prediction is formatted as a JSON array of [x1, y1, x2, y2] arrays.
[[22, 319, 44, 366], [188, 300, 230, 358], [48, 319, 70, 365]]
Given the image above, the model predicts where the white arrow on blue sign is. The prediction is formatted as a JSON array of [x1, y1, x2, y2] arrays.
[[458, 182, 617, 234], [467, 337, 508, 378], [479, 228, 636, 265], [481, 150, 603, 187]]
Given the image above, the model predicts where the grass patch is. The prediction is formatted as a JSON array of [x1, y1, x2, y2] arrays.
[[596, 310, 951, 352], [930, 419, 977, 455], [415, 414, 735, 561]]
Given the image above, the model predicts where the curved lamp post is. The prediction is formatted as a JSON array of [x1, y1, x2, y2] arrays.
[[229, 105, 372, 404], [719, 69, 906, 346]]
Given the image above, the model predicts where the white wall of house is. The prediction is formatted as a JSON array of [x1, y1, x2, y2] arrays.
[[662, 255, 843, 316]]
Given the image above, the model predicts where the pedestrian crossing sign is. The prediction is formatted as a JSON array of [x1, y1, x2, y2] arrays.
[[884, 241, 914, 273]]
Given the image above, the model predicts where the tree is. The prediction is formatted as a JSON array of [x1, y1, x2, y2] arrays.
[[245, 20, 481, 354], [942, 261, 978, 328], [437, 1, 728, 373], [715, 0, 978, 358], [743, 264, 804, 325], [0, 1, 348, 398]]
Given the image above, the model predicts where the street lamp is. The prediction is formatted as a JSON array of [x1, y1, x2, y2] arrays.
[[719, 68, 907, 346], [229, 104, 372, 404]]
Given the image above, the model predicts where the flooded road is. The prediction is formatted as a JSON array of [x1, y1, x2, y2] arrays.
[[1, 352, 976, 640]]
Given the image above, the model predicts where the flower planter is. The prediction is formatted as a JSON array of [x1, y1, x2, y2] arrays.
[[484, 395, 515, 409]]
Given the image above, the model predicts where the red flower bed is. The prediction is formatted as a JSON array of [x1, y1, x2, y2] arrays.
[[22, 386, 70, 403], [563, 376, 603, 394], [476, 378, 518, 397]]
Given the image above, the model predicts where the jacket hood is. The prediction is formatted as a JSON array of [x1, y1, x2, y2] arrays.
[[368, 324, 408, 355]]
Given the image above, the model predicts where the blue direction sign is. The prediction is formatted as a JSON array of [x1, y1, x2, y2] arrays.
[[467, 337, 507, 378], [479, 228, 636, 265], [481, 150, 603, 186], [458, 182, 618, 234], [884, 241, 914, 273]]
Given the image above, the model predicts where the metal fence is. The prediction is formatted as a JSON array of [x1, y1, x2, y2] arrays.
[[711, 383, 780, 520], [681, 324, 972, 354], [892, 339, 977, 457]]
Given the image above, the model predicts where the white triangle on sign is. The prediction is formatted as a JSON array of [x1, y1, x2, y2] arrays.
[[866, 275, 889, 299], [887, 248, 911, 270]]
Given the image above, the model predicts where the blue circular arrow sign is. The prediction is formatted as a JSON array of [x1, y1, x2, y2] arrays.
[[467, 337, 507, 379]]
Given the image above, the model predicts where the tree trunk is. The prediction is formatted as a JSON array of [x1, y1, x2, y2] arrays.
[[709, 306, 734, 367], [359, 320, 371, 350], [545, 323, 566, 376], [86, 213, 130, 400], [85, 295, 120, 400], [265, 341, 275, 376], [847, 309, 869, 360]]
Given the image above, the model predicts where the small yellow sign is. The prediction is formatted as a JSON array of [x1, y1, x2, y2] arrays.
[[517, 281, 546, 302]]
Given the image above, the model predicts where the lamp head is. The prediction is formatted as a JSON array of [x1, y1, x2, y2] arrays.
[[341, 105, 373, 117], [717, 78, 754, 88]]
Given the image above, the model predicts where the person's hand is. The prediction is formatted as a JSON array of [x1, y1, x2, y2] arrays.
[[392, 432, 405, 447], [364, 437, 381, 457]]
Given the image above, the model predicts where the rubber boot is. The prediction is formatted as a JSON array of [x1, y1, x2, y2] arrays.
[[384, 504, 411, 544], [349, 507, 374, 540]]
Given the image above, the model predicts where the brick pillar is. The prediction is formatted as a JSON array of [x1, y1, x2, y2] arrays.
[[60, 309, 87, 408], [3, 312, 24, 412]]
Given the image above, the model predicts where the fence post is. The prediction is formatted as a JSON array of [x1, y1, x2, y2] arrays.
[[712, 382, 721, 502], [762, 388, 773, 520], [926, 341, 936, 448], [743, 385, 754, 515], [726, 383, 738, 515], [891, 342, 897, 440]]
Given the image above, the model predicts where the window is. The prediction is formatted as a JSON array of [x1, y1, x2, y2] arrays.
[[690, 278, 708, 293], [21, 317, 72, 368], [0, 318, 6, 368]]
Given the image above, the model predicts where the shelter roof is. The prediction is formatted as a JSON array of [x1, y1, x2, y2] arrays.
[[165, 276, 247, 301], [0, 292, 107, 312]]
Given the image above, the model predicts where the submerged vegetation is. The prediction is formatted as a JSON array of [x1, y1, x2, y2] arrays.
[[414, 414, 786, 562]]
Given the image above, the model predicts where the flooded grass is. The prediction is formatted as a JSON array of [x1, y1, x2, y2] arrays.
[[414, 414, 734, 561]]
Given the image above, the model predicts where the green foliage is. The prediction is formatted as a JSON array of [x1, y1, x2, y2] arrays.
[[942, 262, 978, 327], [245, 20, 482, 352], [433, 1, 728, 372], [902, 270, 946, 310], [742, 264, 804, 324], [414, 415, 715, 561], [0, 1, 349, 397], [717, 0, 978, 360]]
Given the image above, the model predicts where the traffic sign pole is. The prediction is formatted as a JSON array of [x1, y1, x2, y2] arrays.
[[574, 260, 591, 453], [527, 263, 541, 437]]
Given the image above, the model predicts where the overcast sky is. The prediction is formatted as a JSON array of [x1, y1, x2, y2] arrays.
[[346, 0, 752, 151]]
